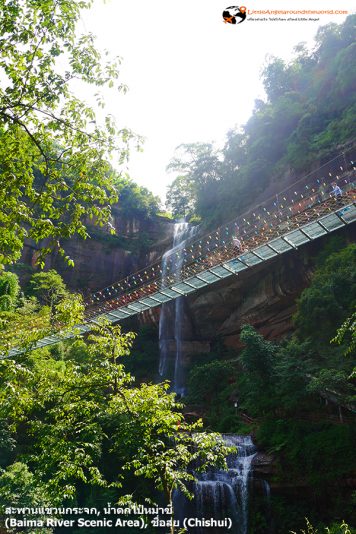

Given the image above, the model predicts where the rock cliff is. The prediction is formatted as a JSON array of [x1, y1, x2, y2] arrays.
[[20, 210, 175, 295]]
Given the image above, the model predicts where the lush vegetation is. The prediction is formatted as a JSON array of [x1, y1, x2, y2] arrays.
[[166, 15, 356, 224], [0, 2, 229, 531], [0, 270, 233, 534], [0, 1, 355, 532], [185, 241, 356, 532], [0, 0, 163, 270]]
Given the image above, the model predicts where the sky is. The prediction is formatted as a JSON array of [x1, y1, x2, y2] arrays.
[[78, 1, 351, 203]]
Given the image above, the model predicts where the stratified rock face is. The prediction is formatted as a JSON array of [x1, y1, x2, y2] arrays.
[[188, 250, 311, 349], [21, 212, 175, 295], [141, 247, 313, 351], [252, 452, 275, 477]]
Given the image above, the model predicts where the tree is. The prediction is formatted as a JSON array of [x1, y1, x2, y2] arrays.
[[166, 175, 196, 219], [187, 360, 234, 406], [294, 244, 356, 346], [0, 272, 20, 311], [332, 311, 356, 379], [0, 316, 231, 529], [166, 143, 222, 219], [113, 383, 233, 534], [0, 463, 52, 534], [0, 270, 84, 355], [290, 518, 352, 534], [238, 325, 277, 416], [165, 16, 356, 226], [114, 175, 160, 218], [332, 311, 356, 358], [0, 0, 137, 267], [28, 270, 67, 307]]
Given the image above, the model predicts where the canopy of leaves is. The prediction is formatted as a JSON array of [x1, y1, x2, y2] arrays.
[[186, 241, 356, 510], [113, 176, 160, 219], [0, 283, 230, 529], [0, 0, 138, 267]]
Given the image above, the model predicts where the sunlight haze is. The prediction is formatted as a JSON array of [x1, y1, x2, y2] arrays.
[[79, 0, 349, 202]]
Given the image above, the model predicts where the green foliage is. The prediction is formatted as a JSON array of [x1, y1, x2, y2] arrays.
[[0, 298, 52, 354], [0, 309, 230, 529], [124, 325, 159, 381], [0, 270, 84, 354], [165, 15, 356, 225], [182, 241, 356, 529], [28, 269, 67, 306], [186, 359, 238, 431], [0, 272, 20, 311], [166, 175, 196, 219], [238, 325, 277, 416], [0, 463, 52, 533], [257, 420, 355, 484], [290, 518, 354, 534], [166, 142, 223, 223], [0, 0, 138, 266], [114, 176, 160, 218], [332, 311, 356, 358], [188, 360, 234, 404], [294, 244, 356, 346], [113, 381, 233, 528]]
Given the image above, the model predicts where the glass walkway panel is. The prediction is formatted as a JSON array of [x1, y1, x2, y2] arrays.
[[171, 282, 197, 295], [268, 237, 293, 253], [238, 252, 263, 266], [302, 221, 327, 239], [223, 258, 248, 273], [284, 229, 311, 247], [319, 212, 345, 232], [184, 276, 209, 289], [253, 245, 278, 260], [338, 203, 356, 223], [209, 265, 234, 278]]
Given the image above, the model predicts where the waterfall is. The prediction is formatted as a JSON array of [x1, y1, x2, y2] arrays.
[[158, 221, 197, 395], [159, 226, 258, 532], [193, 435, 256, 534]]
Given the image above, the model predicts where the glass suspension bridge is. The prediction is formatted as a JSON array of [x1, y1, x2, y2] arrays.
[[3, 147, 356, 359]]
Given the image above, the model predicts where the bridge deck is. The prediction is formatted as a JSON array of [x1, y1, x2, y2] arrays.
[[3, 146, 356, 358], [5, 197, 355, 359]]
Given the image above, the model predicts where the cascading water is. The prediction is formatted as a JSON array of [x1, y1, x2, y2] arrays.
[[194, 435, 256, 534], [158, 221, 197, 395], [160, 226, 260, 532], [174, 435, 256, 533]]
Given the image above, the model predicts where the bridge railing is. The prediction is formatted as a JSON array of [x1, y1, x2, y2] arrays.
[[85, 147, 356, 318]]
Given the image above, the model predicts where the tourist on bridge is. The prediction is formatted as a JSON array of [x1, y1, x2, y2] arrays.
[[331, 182, 343, 198], [233, 230, 245, 253]]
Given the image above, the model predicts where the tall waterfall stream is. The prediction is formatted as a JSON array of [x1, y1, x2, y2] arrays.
[[159, 222, 261, 533], [159, 221, 197, 395]]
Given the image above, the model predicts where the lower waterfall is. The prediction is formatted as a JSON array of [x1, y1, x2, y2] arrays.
[[175, 435, 256, 534]]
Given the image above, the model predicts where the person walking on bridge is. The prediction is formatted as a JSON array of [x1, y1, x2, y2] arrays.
[[331, 181, 343, 198], [233, 230, 245, 253]]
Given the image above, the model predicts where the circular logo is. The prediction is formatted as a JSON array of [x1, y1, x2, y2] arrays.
[[223, 6, 247, 24]]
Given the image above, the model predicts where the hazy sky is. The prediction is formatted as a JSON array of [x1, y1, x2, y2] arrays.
[[79, 1, 350, 203]]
